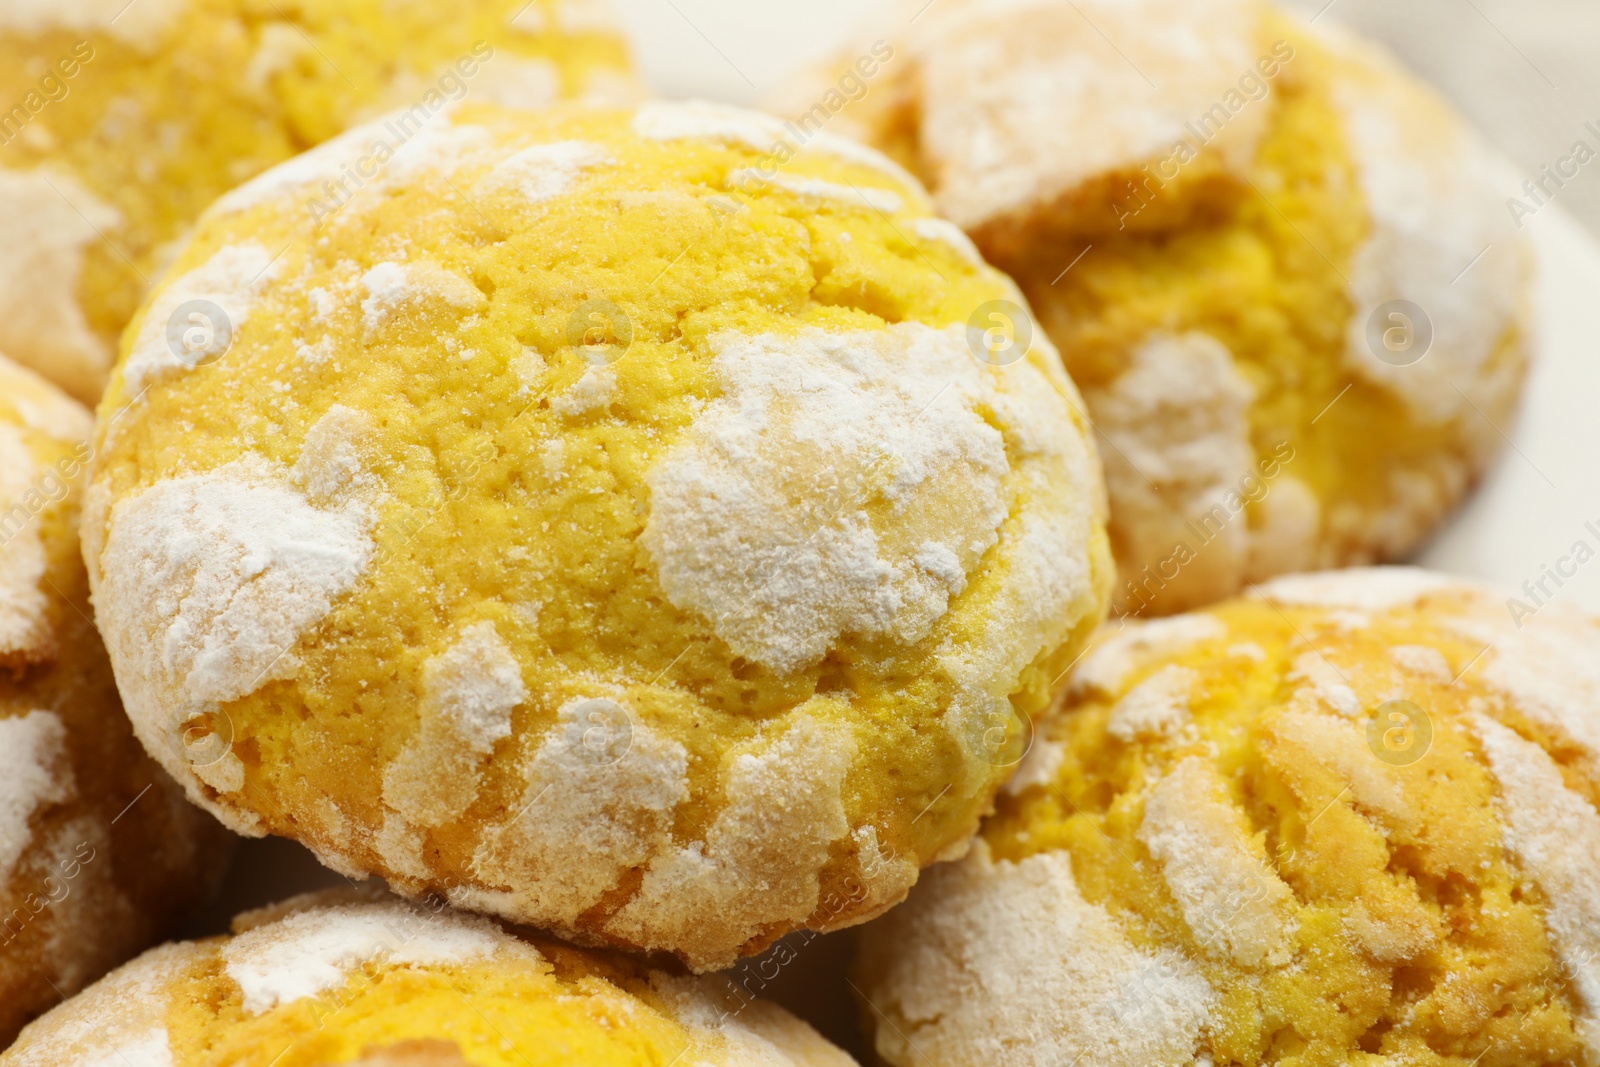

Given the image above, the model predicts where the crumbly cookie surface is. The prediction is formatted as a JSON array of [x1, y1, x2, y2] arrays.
[[0, 352, 231, 1046], [1, 888, 860, 1067], [778, 0, 1531, 615], [0, 0, 642, 401], [83, 100, 1112, 970], [859, 567, 1600, 1066]]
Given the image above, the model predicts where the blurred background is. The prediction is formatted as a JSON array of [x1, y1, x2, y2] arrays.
[[613, 0, 1600, 237]]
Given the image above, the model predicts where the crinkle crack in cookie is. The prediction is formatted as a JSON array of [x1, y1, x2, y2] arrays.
[[0, 887, 860, 1067], [0, 352, 231, 1046], [776, 0, 1533, 615], [81, 100, 1113, 970], [0, 0, 643, 403], [859, 567, 1600, 1067]]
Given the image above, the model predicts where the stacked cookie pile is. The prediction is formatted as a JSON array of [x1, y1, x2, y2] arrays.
[[1, 0, 1594, 1065]]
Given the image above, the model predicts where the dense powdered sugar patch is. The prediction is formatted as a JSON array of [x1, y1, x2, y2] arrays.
[[0, 423, 50, 658], [0, 168, 120, 396], [1390, 643, 1453, 683], [360, 261, 486, 338], [901, 0, 1265, 230], [1139, 757, 1296, 967], [477, 141, 611, 203], [1287, 651, 1362, 718], [551, 364, 617, 416], [1322, 34, 1526, 425], [1073, 614, 1227, 696], [632, 100, 792, 153], [94, 452, 376, 785], [726, 169, 904, 214], [1252, 567, 1458, 613], [123, 243, 284, 396], [605, 715, 856, 969], [77, 1029, 173, 1067], [1449, 604, 1600, 762], [0, 710, 73, 882], [641, 323, 1012, 675], [865, 842, 1215, 1067], [222, 900, 512, 1014], [4, 941, 195, 1067], [1473, 715, 1600, 1052], [1001, 736, 1064, 796], [463, 698, 688, 930], [1108, 664, 1197, 741], [1271, 711, 1410, 827], [1088, 331, 1259, 607], [652, 974, 861, 1067], [213, 119, 494, 217], [382, 622, 527, 828]]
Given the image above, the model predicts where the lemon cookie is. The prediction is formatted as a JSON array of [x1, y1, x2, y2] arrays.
[[858, 567, 1600, 1066], [0, 352, 231, 1045], [780, 0, 1532, 615], [0, 0, 642, 403], [81, 100, 1113, 970], [1, 887, 859, 1066]]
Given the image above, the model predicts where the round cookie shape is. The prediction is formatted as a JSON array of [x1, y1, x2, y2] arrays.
[[0, 0, 642, 403], [776, 0, 1532, 615], [81, 100, 1114, 970], [0, 888, 859, 1067], [858, 567, 1600, 1067], [0, 352, 232, 1046]]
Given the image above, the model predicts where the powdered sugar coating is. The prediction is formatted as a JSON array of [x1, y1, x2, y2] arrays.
[[383, 622, 527, 828], [456, 697, 689, 931], [1139, 757, 1296, 967], [0, 424, 51, 661], [222, 898, 512, 1014], [477, 140, 611, 203], [604, 715, 857, 968], [0, 711, 72, 882], [5, 890, 854, 1067], [642, 323, 1013, 675], [1252, 566, 1459, 613], [871, 0, 1267, 232], [0, 169, 121, 402], [123, 243, 284, 396], [1314, 22, 1528, 428], [863, 843, 1215, 1067], [1474, 715, 1600, 1054], [1107, 664, 1196, 741], [727, 169, 905, 214], [93, 452, 376, 820], [1073, 614, 1228, 696]]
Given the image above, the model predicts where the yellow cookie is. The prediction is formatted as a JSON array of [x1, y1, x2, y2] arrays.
[[1, 887, 858, 1067], [81, 100, 1112, 970], [0, 0, 642, 402], [0, 352, 231, 1045], [778, 0, 1532, 615], [859, 568, 1600, 1066]]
